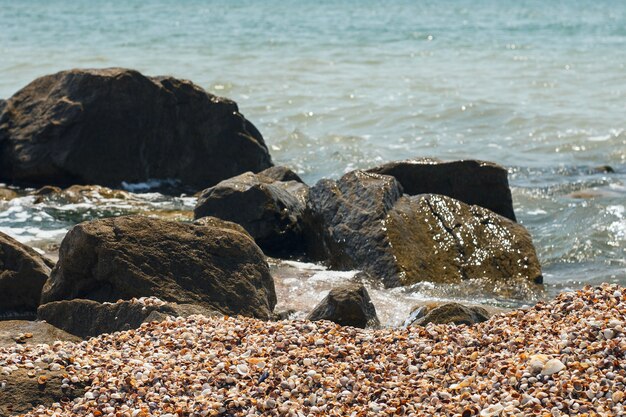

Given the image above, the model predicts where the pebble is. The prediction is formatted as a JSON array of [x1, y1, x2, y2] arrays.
[[1, 284, 625, 416]]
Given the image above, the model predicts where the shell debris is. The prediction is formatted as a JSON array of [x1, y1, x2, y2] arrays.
[[1, 284, 625, 416]]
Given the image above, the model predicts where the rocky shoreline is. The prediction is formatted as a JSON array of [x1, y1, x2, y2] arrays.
[[1, 284, 625, 416], [0, 68, 621, 415]]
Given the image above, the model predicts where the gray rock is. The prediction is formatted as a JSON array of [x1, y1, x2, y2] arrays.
[[40, 215, 277, 320], [0, 68, 272, 191], [194, 171, 309, 257], [368, 158, 517, 221], [307, 284, 380, 328]]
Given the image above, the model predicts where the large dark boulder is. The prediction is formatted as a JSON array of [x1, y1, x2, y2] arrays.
[[0, 320, 81, 348], [368, 158, 517, 221], [0, 232, 54, 318], [304, 170, 404, 284], [0, 68, 272, 191], [40, 215, 277, 320], [194, 171, 309, 257], [38, 298, 220, 338], [304, 171, 542, 288], [307, 283, 379, 328]]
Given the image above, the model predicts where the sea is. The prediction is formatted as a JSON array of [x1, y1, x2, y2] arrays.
[[0, 0, 624, 326]]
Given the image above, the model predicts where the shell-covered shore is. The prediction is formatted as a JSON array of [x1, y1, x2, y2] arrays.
[[2, 284, 625, 416]]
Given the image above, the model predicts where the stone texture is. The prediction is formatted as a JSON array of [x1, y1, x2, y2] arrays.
[[0, 232, 54, 317], [304, 170, 404, 285], [0, 320, 81, 348], [368, 158, 517, 221], [307, 283, 380, 328], [40, 215, 277, 320], [0, 368, 88, 417], [37, 299, 220, 338], [0, 187, 17, 200], [194, 171, 309, 257], [406, 302, 491, 326], [0, 68, 272, 191], [258, 166, 305, 184], [384, 194, 542, 286]]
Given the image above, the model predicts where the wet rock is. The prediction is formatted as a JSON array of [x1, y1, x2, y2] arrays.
[[304, 170, 404, 285], [0, 232, 54, 318], [259, 166, 305, 184], [40, 215, 277, 320], [307, 283, 380, 328], [32, 184, 134, 204], [193, 215, 252, 237], [591, 165, 615, 174], [305, 170, 541, 288], [194, 171, 309, 257], [0, 68, 272, 191], [384, 194, 542, 286], [0, 320, 81, 348], [407, 302, 491, 326], [0, 368, 88, 417], [38, 298, 220, 338], [0, 187, 17, 201], [367, 158, 517, 221], [272, 309, 297, 321]]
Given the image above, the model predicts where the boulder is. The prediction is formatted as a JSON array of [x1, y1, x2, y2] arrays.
[[406, 302, 491, 326], [32, 184, 134, 204], [194, 171, 309, 257], [40, 215, 277, 320], [304, 170, 542, 288], [0, 68, 272, 191], [384, 194, 542, 286], [304, 170, 404, 283], [0, 232, 54, 318], [367, 158, 516, 221], [38, 298, 220, 338], [0, 320, 81, 348], [0, 368, 88, 417], [258, 166, 305, 184], [307, 284, 379, 328]]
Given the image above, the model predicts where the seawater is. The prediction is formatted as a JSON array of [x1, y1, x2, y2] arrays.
[[0, 0, 624, 325]]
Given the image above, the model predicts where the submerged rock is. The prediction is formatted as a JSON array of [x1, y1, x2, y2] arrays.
[[32, 184, 134, 204], [0, 232, 54, 318], [194, 171, 309, 257], [368, 158, 517, 221], [0, 320, 80, 348], [406, 302, 492, 327], [0, 68, 272, 191], [38, 298, 220, 338], [40, 215, 277, 320], [307, 283, 380, 328], [304, 170, 541, 288]]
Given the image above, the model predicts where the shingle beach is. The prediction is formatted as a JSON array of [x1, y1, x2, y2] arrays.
[[2, 284, 625, 417]]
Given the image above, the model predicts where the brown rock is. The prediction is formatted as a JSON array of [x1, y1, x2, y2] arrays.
[[0, 187, 17, 201], [406, 302, 492, 326], [38, 299, 220, 338], [368, 158, 517, 221], [0, 320, 81, 348], [0, 68, 272, 191], [385, 194, 542, 286], [40, 215, 277, 319], [307, 283, 380, 328], [258, 166, 305, 184], [0, 368, 88, 417], [0, 232, 54, 318]]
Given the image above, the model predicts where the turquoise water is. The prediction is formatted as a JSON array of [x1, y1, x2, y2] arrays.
[[0, 0, 624, 313]]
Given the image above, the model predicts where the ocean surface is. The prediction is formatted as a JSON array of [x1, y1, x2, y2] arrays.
[[1, 0, 624, 325]]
